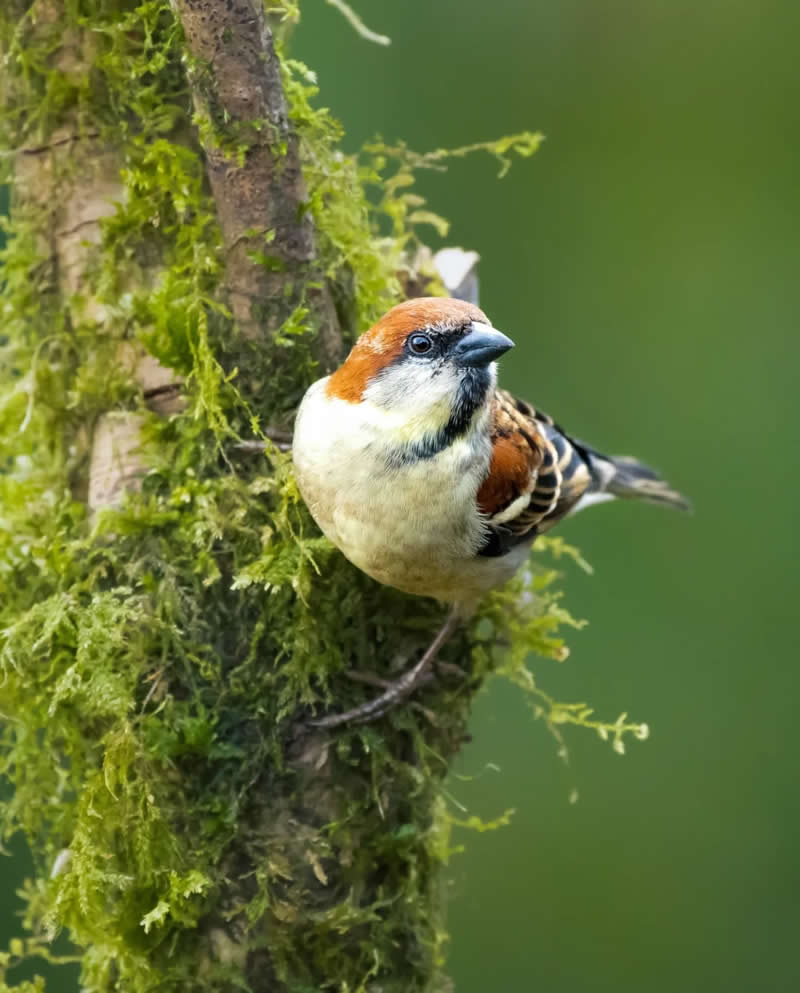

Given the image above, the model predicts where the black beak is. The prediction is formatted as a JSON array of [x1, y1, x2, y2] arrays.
[[454, 322, 515, 367]]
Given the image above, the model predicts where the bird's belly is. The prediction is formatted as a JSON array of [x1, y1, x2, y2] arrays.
[[292, 383, 526, 601], [330, 466, 482, 599], [320, 469, 528, 600], [295, 445, 494, 600]]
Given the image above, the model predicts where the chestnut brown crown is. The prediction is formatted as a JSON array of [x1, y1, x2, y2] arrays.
[[326, 297, 493, 403]]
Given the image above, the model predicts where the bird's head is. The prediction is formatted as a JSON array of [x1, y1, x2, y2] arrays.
[[325, 298, 514, 454]]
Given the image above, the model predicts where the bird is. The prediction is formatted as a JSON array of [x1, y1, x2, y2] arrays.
[[292, 297, 689, 727]]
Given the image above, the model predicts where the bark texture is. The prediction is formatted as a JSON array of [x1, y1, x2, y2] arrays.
[[10, 1, 181, 511], [0, 3, 471, 991], [175, 0, 342, 365]]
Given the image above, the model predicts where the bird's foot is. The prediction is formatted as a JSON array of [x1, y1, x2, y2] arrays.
[[342, 669, 439, 725], [308, 608, 462, 729]]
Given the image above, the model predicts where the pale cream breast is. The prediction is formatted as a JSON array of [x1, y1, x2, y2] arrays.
[[292, 378, 523, 601]]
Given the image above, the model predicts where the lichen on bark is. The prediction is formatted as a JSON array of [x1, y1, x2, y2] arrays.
[[0, 3, 646, 992]]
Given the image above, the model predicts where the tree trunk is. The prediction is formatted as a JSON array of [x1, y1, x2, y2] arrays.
[[0, 3, 577, 992]]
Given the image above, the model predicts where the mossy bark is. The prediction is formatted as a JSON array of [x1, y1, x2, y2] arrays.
[[0, 3, 466, 990], [0, 3, 600, 992]]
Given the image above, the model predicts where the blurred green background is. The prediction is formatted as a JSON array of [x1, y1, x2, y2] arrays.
[[3, 1, 799, 990]]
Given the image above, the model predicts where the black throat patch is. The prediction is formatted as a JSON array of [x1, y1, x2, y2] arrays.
[[384, 367, 491, 469]]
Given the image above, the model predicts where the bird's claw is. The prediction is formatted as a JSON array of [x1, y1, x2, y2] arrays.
[[307, 609, 461, 729]]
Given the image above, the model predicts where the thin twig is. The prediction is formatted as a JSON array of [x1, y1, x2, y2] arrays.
[[233, 427, 293, 454], [324, 0, 391, 46]]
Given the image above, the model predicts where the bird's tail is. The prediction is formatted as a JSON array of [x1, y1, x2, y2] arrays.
[[589, 452, 691, 512]]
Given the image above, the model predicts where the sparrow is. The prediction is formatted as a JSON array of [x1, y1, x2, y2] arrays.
[[292, 297, 688, 726]]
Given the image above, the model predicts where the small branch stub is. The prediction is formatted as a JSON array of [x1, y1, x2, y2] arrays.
[[87, 412, 148, 511]]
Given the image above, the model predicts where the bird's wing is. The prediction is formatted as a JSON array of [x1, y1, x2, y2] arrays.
[[476, 390, 594, 551]]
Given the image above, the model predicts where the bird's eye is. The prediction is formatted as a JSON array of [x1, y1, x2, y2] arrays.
[[408, 332, 433, 355]]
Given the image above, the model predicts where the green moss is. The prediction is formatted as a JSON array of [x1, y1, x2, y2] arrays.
[[0, 3, 646, 992]]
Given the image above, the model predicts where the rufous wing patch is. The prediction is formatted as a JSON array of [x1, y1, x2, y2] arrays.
[[481, 389, 596, 534], [477, 393, 544, 521], [477, 433, 540, 517]]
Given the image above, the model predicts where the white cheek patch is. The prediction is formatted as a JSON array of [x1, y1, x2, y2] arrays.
[[363, 362, 461, 437]]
